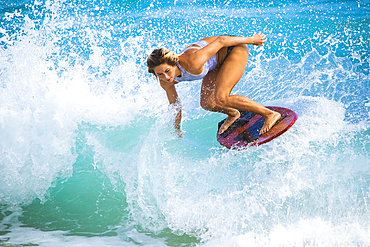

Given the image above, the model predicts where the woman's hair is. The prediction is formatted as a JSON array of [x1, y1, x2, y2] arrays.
[[147, 48, 179, 75]]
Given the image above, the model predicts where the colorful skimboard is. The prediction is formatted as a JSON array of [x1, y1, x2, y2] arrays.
[[217, 106, 297, 149]]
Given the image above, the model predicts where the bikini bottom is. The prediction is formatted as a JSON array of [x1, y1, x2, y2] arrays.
[[226, 46, 234, 57]]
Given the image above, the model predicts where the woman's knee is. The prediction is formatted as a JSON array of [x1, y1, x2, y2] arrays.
[[238, 44, 249, 58], [214, 93, 229, 107], [240, 43, 249, 52]]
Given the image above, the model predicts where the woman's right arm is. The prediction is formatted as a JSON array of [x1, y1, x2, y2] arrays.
[[159, 81, 183, 138]]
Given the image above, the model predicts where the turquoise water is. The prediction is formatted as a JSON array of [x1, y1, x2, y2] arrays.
[[0, 0, 369, 246]]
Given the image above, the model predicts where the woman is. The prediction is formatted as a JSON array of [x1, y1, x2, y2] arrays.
[[146, 33, 281, 138]]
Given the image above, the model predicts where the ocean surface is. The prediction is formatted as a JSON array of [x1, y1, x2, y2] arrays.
[[0, 0, 369, 246]]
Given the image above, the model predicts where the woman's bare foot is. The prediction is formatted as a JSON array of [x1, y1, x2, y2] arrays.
[[260, 111, 281, 135], [218, 111, 241, 135]]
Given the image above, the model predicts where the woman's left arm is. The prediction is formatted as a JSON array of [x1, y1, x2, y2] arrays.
[[186, 33, 267, 69], [226, 33, 267, 46]]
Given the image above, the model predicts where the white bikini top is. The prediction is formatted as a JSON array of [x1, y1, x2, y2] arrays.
[[174, 40, 217, 82]]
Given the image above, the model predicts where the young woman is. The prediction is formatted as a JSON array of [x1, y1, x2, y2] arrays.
[[146, 33, 281, 138]]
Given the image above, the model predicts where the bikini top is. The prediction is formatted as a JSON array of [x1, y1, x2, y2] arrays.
[[174, 40, 217, 82]]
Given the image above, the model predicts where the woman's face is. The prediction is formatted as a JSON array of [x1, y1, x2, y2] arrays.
[[154, 64, 177, 83]]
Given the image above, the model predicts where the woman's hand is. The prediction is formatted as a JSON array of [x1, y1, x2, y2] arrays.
[[251, 32, 267, 46], [176, 128, 184, 138]]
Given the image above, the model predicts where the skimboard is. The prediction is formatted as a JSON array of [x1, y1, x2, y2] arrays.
[[217, 106, 297, 149]]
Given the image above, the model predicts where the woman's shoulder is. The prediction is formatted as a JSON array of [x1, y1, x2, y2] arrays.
[[177, 52, 193, 68]]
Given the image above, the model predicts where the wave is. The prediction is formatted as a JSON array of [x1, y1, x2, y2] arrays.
[[0, 0, 369, 246]]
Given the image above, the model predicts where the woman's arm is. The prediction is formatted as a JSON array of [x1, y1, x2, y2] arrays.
[[183, 33, 267, 70], [219, 33, 267, 47], [159, 81, 183, 138]]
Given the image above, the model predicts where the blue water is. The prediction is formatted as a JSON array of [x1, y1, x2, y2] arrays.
[[0, 0, 369, 246]]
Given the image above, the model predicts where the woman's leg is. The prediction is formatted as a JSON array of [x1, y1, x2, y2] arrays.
[[214, 44, 281, 135], [200, 68, 241, 127]]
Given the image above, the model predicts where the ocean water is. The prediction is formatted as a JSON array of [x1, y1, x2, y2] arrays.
[[0, 0, 369, 246]]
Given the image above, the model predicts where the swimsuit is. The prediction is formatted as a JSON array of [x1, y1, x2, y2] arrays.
[[174, 40, 234, 82], [226, 46, 234, 57], [174, 40, 217, 82]]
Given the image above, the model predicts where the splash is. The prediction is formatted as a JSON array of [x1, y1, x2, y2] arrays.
[[0, 0, 369, 246], [0, 0, 161, 206]]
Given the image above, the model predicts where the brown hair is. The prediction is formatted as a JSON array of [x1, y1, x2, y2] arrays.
[[146, 48, 179, 75]]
